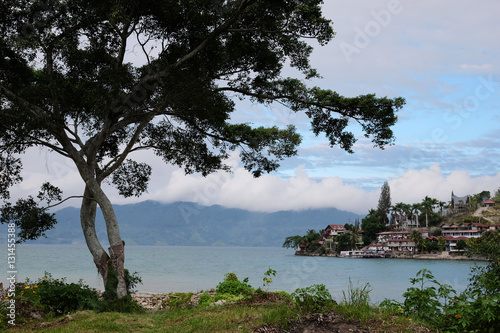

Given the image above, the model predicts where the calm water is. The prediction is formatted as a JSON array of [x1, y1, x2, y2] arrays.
[[2, 244, 484, 304]]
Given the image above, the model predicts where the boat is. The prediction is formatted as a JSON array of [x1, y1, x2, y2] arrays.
[[339, 250, 389, 258]]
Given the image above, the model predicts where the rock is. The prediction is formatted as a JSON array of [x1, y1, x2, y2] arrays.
[[210, 299, 226, 306], [30, 312, 43, 319], [131, 292, 170, 310]]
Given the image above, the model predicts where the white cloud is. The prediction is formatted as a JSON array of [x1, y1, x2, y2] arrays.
[[131, 160, 500, 215]]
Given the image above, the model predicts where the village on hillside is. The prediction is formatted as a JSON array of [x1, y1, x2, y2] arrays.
[[284, 189, 500, 259]]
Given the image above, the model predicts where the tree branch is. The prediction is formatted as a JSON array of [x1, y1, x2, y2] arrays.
[[45, 195, 94, 210]]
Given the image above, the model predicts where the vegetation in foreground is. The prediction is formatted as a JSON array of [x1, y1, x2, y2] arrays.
[[1, 269, 431, 333]]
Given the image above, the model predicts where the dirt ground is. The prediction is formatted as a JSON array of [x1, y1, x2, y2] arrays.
[[255, 312, 370, 333], [248, 293, 434, 333], [254, 311, 435, 333]]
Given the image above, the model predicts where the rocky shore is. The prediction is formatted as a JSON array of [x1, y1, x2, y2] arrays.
[[131, 290, 221, 310]]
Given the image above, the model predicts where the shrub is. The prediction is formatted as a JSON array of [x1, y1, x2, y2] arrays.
[[291, 284, 335, 314], [8, 272, 101, 319], [197, 293, 215, 307], [215, 273, 253, 296], [380, 267, 500, 331]]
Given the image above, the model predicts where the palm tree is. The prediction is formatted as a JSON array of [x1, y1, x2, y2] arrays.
[[391, 202, 406, 226], [401, 203, 412, 226], [438, 201, 446, 216], [409, 229, 424, 254], [282, 235, 306, 250], [421, 196, 438, 229], [411, 203, 421, 227]]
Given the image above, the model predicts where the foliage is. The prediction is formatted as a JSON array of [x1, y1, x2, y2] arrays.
[[377, 181, 391, 224], [336, 279, 373, 322], [291, 284, 335, 314], [431, 228, 442, 236], [341, 279, 372, 308], [215, 273, 254, 297], [455, 239, 467, 251], [361, 209, 385, 244], [334, 232, 356, 253], [380, 267, 500, 332], [0, 0, 404, 299], [167, 292, 195, 309], [262, 267, 277, 290], [6, 273, 101, 320], [197, 293, 214, 307], [409, 230, 424, 254], [467, 230, 500, 262], [101, 263, 143, 312], [282, 235, 304, 249], [282, 229, 323, 252]]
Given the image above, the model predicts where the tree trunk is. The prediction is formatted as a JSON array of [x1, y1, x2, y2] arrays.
[[93, 187, 127, 299], [80, 187, 109, 282], [80, 183, 127, 299]]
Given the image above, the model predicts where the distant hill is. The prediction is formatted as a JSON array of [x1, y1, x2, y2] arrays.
[[2, 201, 363, 247]]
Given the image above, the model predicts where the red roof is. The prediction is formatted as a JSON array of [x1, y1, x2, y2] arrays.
[[484, 200, 495, 204], [326, 224, 346, 230]]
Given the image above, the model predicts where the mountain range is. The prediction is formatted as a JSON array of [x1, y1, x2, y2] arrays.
[[2, 201, 363, 247]]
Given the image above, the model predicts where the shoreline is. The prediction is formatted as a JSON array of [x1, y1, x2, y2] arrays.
[[294, 251, 487, 261]]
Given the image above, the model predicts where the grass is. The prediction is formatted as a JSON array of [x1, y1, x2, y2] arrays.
[[6, 293, 435, 333], [8, 301, 297, 333]]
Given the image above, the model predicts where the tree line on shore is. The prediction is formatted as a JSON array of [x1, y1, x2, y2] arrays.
[[283, 183, 500, 255]]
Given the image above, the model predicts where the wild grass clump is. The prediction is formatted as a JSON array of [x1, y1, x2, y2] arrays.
[[334, 278, 373, 322]]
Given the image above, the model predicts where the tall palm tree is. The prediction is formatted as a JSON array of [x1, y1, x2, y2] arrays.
[[411, 203, 421, 227], [420, 196, 435, 229]]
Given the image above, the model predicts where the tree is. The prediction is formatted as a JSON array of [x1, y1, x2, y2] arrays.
[[0, 1, 404, 298], [361, 209, 385, 244], [282, 235, 305, 250], [455, 239, 467, 251], [391, 202, 409, 226], [420, 196, 438, 229], [493, 188, 500, 202], [335, 232, 353, 253], [377, 181, 391, 224], [410, 203, 421, 227], [409, 229, 424, 254]]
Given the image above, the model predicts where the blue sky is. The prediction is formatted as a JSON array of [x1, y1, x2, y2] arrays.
[[10, 0, 500, 215]]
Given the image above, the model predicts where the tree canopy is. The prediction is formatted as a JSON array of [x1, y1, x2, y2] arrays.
[[0, 0, 404, 298]]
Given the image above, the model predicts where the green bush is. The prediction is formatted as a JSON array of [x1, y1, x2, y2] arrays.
[[10, 272, 101, 318], [215, 273, 253, 296], [197, 293, 215, 307], [291, 284, 335, 314], [380, 267, 500, 332]]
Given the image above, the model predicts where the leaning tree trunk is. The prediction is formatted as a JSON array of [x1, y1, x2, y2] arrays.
[[80, 184, 127, 299], [80, 187, 109, 282]]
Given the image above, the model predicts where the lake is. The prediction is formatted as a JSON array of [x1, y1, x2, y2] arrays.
[[2, 244, 484, 304]]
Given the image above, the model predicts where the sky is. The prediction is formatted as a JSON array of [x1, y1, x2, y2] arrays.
[[7, 0, 500, 215]]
